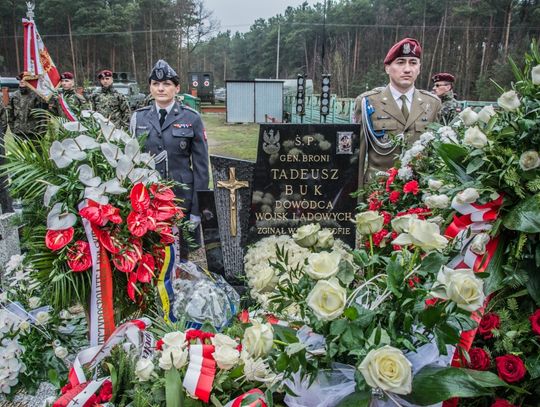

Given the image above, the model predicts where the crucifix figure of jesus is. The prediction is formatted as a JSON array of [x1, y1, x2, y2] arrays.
[[216, 167, 249, 236]]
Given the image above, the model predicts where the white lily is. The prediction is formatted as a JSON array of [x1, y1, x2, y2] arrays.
[[47, 203, 77, 230], [63, 121, 88, 132], [75, 134, 100, 150], [102, 178, 127, 195], [84, 185, 109, 205], [78, 164, 102, 187], [101, 143, 124, 168], [43, 184, 61, 207]]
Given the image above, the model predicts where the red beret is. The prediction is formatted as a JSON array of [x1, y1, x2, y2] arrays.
[[432, 72, 455, 83], [97, 69, 113, 79], [61, 72, 74, 80], [384, 38, 422, 64]]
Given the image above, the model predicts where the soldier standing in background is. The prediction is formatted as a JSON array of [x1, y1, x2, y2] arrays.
[[91, 69, 131, 128], [130, 60, 209, 259], [431, 72, 461, 124], [8, 72, 48, 140], [0, 99, 12, 213], [49, 71, 89, 117], [354, 38, 441, 188]]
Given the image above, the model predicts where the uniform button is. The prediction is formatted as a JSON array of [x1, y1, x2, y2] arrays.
[[158, 145, 163, 150], [158, 134, 162, 138]]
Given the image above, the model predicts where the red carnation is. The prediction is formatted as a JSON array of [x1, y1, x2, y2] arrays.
[[98, 380, 113, 402], [372, 229, 389, 247], [408, 275, 420, 288], [467, 347, 491, 371], [491, 400, 517, 407], [130, 183, 151, 212], [389, 190, 401, 203], [529, 309, 540, 336], [45, 227, 74, 251], [385, 167, 398, 192], [495, 354, 526, 383], [368, 198, 383, 211], [150, 184, 176, 201], [67, 241, 92, 272], [156, 339, 164, 351], [238, 309, 250, 323], [479, 312, 501, 340], [380, 211, 392, 225], [403, 180, 419, 195]]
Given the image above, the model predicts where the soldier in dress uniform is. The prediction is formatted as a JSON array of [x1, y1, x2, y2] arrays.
[[8, 71, 48, 140], [130, 60, 209, 257], [91, 69, 131, 128], [49, 71, 89, 117], [432, 72, 461, 125], [354, 38, 441, 188]]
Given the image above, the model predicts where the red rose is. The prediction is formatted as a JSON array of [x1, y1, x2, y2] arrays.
[[97, 380, 113, 402], [529, 309, 540, 336], [389, 190, 401, 203], [67, 240, 92, 272], [467, 347, 491, 371], [495, 354, 526, 383], [45, 228, 74, 251], [403, 180, 419, 195], [130, 183, 151, 212], [479, 312, 501, 340], [491, 399, 517, 407]]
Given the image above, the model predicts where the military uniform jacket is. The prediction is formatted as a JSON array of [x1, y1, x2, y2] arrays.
[[8, 90, 48, 136], [91, 86, 131, 129], [440, 91, 461, 125], [354, 86, 441, 187], [130, 102, 209, 216], [50, 89, 89, 118]]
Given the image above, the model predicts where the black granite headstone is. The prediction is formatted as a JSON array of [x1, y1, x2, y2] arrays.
[[210, 156, 255, 283], [197, 190, 225, 276], [248, 124, 360, 247]]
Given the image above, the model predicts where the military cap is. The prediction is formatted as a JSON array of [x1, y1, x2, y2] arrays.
[[97, 69, 113, 79], [384, 38, 422, 64], [61, 71, 74, 80], [148, 59, 180, 85], [432, 72, 455, 83], [16, 71, 28, 80]]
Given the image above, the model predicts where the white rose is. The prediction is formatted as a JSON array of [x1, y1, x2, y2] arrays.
[[242, 321, 274, 358], [497, 90, 520, 111], [162, 331, 186, 349], [213, 345, 240, 370], [35, 311, 50, 325], [463, 126, 488, 149], [532, 65, 540, 85], [428, 179, 444, 191], [470, 233, 490, 255], [316, 229, 335, 249], [430, 267, 485, 312], [292, 223, 321, 247], [391, 214, 417, 234], [358, 345, 412, 395], [306, 277, 347, 321], [28, 297, 41, 309], [212, 333, 239, 349], [67, 304, 85, 315], [135, 358, 154, 381], [519, 150, 540, 171], [353, 211, 384, 235], [19, 320, 31, 331], [477, 105, 496, 124], [305, 251, 342, 280], [454, 188, 480, 205], [424, 194, 450, 209], [54, 346, 68, 359], [159, 345, 188, 370], [459, 107, 479, 126], [391, 219, 448, 252], [249, 267, 278, 293]]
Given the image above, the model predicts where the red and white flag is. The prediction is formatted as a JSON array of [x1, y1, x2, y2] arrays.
[[22, 18, 60, 100]]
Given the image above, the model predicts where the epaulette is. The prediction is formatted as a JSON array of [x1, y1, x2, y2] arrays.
[[418, 89, 441, 102], [135, 105, 152, 112], [358, 87, 385, 100], [181, 104, 200, 115]]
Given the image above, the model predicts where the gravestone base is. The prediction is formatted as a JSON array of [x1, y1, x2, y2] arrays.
[[0, 212, 21, 279]]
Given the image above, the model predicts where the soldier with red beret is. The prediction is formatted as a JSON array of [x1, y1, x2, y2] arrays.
[[49, 71, 89, 118], [432, 72, 461, 124], [91, 69, 131, 128], [354, 38, 441, 188]]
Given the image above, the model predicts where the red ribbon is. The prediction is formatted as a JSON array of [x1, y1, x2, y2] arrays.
[[231, 389, 267, 407]]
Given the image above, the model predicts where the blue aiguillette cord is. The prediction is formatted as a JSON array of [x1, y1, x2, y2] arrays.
[[364, 97, 386, 139]]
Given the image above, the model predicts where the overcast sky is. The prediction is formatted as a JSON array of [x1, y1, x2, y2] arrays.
[[204, 0, 320, 33]]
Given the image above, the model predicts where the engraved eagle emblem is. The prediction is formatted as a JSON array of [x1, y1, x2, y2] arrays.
[[262, 129, 280, 155]]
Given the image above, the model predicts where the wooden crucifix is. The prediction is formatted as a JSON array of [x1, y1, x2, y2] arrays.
[[216, 167, 249, 236]]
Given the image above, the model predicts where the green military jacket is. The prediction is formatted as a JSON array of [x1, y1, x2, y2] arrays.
[[8, 89, 48, 137], [439, 91, 461, 125], [354, 86, 441, 188], [49, 89, 89, 118], [90, 86, 131, 128]]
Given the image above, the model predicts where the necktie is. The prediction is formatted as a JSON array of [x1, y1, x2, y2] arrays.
[[400, 95, 409, 120], [159, 109, 167, 128]]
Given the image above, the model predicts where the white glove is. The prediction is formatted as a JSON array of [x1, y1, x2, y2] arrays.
[[188, 214, 201, 231]]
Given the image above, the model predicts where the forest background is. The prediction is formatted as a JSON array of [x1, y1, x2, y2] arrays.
[[1, 0, 539, 100]]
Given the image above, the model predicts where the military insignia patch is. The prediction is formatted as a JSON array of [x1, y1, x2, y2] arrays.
[[156, 69, 164, 80], [403, 43, 411, 54], [179, 140, 188, 149], [336, 132, 353, 154], [173, 123, 192, 128]]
